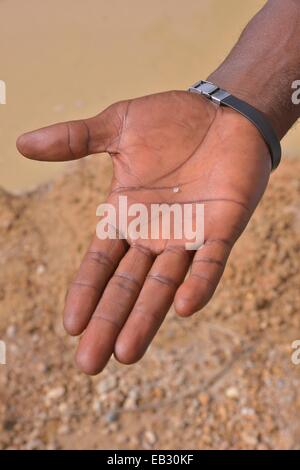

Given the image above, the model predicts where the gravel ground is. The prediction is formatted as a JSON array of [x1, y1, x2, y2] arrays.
[[0, 157, 300, 450]]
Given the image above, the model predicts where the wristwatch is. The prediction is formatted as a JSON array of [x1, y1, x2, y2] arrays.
[[188, 80, 281, 170]]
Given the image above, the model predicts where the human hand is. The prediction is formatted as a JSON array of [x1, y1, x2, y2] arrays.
[[17, 90, 271, 374]]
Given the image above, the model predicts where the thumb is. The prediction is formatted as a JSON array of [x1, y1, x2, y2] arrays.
[[16, 101, 125, 162]]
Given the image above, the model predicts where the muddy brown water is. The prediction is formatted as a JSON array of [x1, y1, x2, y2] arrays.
[[0, 0, 299, 192]]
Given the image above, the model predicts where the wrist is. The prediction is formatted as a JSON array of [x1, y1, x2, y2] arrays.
[[206, 69, 282, 137], [189, 79, 281, 170], [207, 0, 300, 140]]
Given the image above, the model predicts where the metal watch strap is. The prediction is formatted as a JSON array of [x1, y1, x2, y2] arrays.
[[188, 80, 281, 170]]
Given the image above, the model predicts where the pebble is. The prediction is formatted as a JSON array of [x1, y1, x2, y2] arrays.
[[105, 410, 119, 423], [96, 376, 117, 394], [198, 392, 210, 406], [57, 424, 70, 435], [92, 400, 102, 413], [144, 430, 157, 446], [46, 386, 66, 401], [58, 402, 68, 414], [123, 388, 140, 410], [6, 324, 17, 338], [241, 432, 258, 447], [25, 439, 44, 450], [241, 407, 255, 417], [36, 264, 46, 275], [225, 386, 239, 399], [107, 422, 120, 433]]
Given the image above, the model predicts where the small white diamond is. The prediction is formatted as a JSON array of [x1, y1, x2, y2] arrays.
[[172, 186, 180, 193]]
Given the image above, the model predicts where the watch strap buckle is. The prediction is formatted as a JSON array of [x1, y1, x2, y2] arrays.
[[188, 80, 230, 105]]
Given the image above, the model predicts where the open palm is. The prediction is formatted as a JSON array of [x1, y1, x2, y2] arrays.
[[17, 90, 271, 374]]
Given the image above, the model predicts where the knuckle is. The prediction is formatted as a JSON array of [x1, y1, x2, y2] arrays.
[[147, 273, 178, 288], [85, 250, 114, 268], [114, 271, 141, 288]]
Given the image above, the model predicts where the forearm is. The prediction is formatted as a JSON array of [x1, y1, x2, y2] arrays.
[[208, 0, 300, 139]]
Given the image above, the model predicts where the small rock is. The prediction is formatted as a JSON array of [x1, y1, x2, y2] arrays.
[[46, 443, 58, 450], [107, 422, 120, 433], [218, 405, 228, 421], [36, 264, 46, 275], [32, 333, 40, 343], [241, 407, 255, 417], [241, 431, 258, 447], [116, 434, 129, 445], [46, 386, 65, 401], [36, 362, 50, 373], [96, 375, 117, 394], [92, 400, 102, 413], [105, 410, 119, 423], [152, 387, 164, 399], [57, 424, 70, 435], [25, 439, 43, 450], [0, 206, 15, 229], [198, 392, 210, 406], [144, 430, 157, 446], [58, 402, 68, 414], [129, 435, 139, 447], [123, 388, 140, 410], [6, 324, 17, 338], [3, 419, 16, 431], [225, 386, 239, 399]]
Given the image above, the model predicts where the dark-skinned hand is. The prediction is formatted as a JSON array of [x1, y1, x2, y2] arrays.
[[17, 91, 271, 374]]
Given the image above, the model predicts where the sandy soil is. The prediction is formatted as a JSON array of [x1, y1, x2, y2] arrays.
[[0, 156, 300, 450]]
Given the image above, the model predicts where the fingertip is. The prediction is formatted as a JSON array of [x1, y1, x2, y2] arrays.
[[75, 322, 116, 375], [63, 313, 83, 337], [75, 349, 104, 376], [16, 122, 83, 162], [16, 133, 34, 158], [174, 282, 205, 317], [114, 338, 142, 365], [16, 128, 53, 160], [174, 293, 197, 317]]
